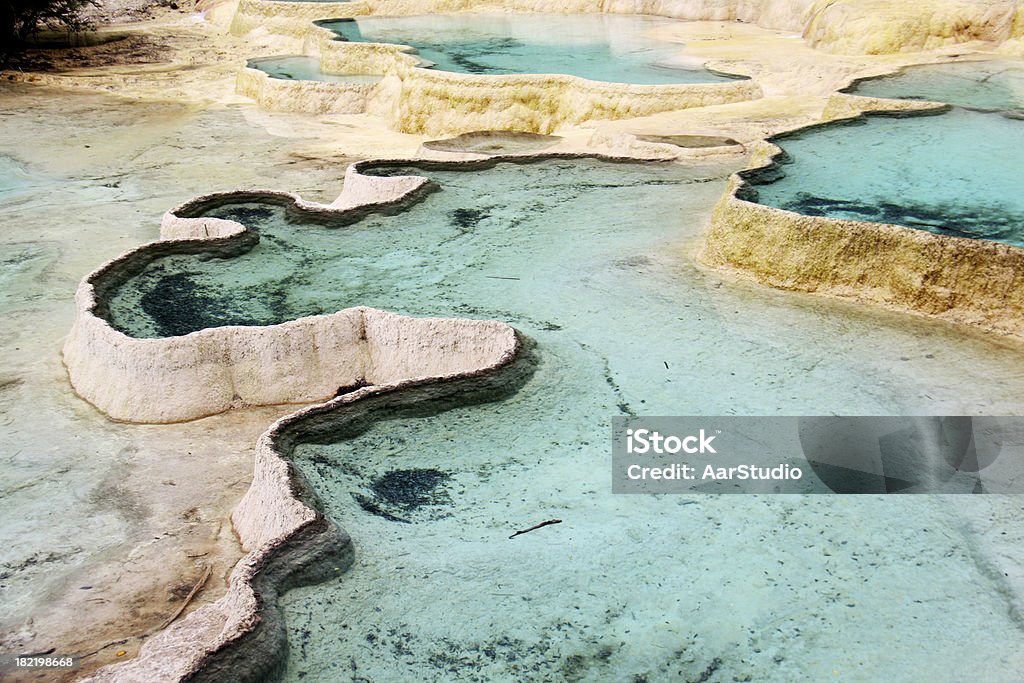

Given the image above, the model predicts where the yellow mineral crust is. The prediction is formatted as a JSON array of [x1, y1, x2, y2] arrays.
[[235, 65, 380, 114], [228, 0, 1024, 130], [230, 0, 1024, 56], [803, 0, 1022, 55], [230, 0, 366, 37]]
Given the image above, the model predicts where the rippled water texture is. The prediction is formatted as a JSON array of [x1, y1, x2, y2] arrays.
[[102, 157, 1024, 681], [246, 55, 382, 84], [317, 13, 743, 85]]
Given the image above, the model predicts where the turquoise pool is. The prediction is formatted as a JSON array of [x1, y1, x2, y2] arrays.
[[743, 107, 1024, 246], [316, 13, 745, 85], [246, 55, 382, 84], [745, 60, 1024, 245], [848, 60, 1024, 111]]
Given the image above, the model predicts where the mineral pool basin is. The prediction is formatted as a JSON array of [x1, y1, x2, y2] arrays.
[[315, 13, 747, 85], [847, 59, 1024, 111], [743, 107, 1024, 245], [246, 55, 383, 84], [101, 157, 1024, 680]]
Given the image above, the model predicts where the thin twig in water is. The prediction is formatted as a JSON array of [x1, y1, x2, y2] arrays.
[[509, 519, 562, 539]]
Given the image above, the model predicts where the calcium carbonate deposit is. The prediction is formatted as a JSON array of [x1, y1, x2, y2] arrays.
[[3, 1, 1024, 681]]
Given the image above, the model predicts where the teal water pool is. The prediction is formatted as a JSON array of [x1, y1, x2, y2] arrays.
[[742, 59, 1024, 245], [105, 158, 737, 338], [101, 157, 1024, 680], [848, 60, 1024, 111], [246, 55, 382, 84], [316, 14, 745, 85], [742, 107, 1024, 246]]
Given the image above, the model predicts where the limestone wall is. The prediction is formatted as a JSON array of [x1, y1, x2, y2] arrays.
[[701, 134, 1024, 340], [230, 0, 1024, 56], [803, 0, 1022, 55], [230, 0, 365, 37], [820, 90, 946, 120], [231, 0, 1024, 130], [330, 163, 431, 207], [65, 281, 511, 421], [998, 5, 1024, 52], [384, 69, 760, 135], [234, 19, 763, 134], [230, 0, 819, 34]]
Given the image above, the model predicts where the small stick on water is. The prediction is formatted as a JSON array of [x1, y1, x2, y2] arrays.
[[509, 519, 562, 539], [486, 276, 521, 280]]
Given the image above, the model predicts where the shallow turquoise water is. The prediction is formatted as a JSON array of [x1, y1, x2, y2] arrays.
[[102, 158, 1024, 680], [0, 155, 43, 197], [105, 159, 736, 338], [247, 55, 382, 84], [317, 14, 744, 85], [849, 60, 1024, 111], [745, 108, 1024, 246], [0, 156, 61, 313]]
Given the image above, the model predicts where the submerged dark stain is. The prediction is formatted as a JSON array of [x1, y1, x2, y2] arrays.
[[351, 468, 453, 523], [335, 622, 705, 682], [360, 165, 423, 178], [441, 38, 522, 74], [105, 158, 705, 339], [694, 656, 723, 683], [208, 205, 276, 225], [352, 494, 409, 523], [372, 468, 451, 512], [779, 193, 1021, 242], [139, 272, 247, 337], [450, 207, 491, 231]]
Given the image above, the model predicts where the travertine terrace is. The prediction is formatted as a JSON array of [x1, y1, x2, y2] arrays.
[[3, 0, 1024, 680]]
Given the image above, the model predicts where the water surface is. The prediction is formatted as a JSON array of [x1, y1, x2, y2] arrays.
[[849, 60, 1024, 111], [746, 108, 1024, 245], [247, 55, 382, 84], [317, 14, 744, 85], [101, 157, 1024, 681]]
